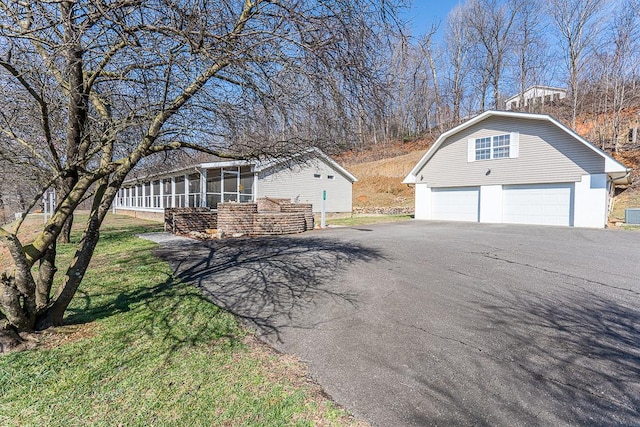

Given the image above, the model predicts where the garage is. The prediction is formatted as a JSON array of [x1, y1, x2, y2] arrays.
[[404, 111, 631, 228], [431, 187, 479, 222], [502, 183, 573, 226]]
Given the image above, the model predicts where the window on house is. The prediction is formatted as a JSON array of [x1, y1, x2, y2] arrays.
[[313, 173, 321, 178], [475, 137, 491, 160], [327, 175, 335, 180], [474, 134, 511, 160]]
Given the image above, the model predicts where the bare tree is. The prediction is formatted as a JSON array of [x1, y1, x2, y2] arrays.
[[466, 0, 521, 110], [420, 25, 444, 130], [0, 0, 398, 350], [513, 0, 548, 112], [548, 0, 605, 127], [444, 4, 474, 123], [606, 0, 639, 151]]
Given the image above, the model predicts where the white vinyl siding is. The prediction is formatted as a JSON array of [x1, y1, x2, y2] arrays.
[[422, 117, 604, 186], [431, 187, 479, 222], [258, 159, 353, 212], [502, 183, 573, 226]]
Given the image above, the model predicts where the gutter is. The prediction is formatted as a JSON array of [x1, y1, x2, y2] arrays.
[[610, 169, 633, 186]]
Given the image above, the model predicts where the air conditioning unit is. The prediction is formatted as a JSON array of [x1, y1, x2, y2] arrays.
[[625, 208, 640, 225]]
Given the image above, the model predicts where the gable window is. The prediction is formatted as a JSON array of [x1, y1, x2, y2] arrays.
[[475, 137, 492, 160], [469, 132, 518, 162], [313, 173, 321, 178]]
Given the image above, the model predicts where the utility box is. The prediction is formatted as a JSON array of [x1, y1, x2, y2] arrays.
[[625, 208, 640, 225]]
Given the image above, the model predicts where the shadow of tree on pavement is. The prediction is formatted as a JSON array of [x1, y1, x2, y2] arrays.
[[155, 235, 384, 342], [405, 287, 640, 426]]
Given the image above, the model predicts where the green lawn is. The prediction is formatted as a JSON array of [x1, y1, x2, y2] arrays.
[[327, 214, 412, 227], [0, 214, 361, 426]]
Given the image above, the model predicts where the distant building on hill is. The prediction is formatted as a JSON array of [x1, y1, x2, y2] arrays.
[[505, 86, 567, 111]]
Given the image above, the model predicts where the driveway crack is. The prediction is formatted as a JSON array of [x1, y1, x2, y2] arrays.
[[478, 252, 640, 296], [395, 320, 638, 413]]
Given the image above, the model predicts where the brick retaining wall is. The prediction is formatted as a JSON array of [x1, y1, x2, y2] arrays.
[[164, 207, 218, 234], [217, 204, 258, 235], [163, 198, 314, 238]]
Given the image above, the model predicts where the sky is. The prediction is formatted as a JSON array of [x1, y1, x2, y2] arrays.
[[401, 1, 462, 38]]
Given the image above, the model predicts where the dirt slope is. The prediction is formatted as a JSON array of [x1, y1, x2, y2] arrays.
[[345, 150, 426, 208]]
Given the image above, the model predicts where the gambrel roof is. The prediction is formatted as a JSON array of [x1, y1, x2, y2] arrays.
[[403, 110, 631, 185]]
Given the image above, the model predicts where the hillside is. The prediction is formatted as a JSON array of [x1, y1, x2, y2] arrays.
[[345, 150, 424, 208]]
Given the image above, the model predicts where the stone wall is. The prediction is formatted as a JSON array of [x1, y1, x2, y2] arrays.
[[277, 202, 314, 231], [256, 197, 290, 212], [164, 207, 218, 234], [164, 199, 314, 238], [216, 204, 258, 236], [217, 200, 313, 236], [352, 206, 414, 215], [252, 212, 308, 235]]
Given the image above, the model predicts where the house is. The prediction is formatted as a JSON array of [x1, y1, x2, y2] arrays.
[[402, 111, 631, 228], [113, 148, 357, 219], [505, 86, 567, 110]]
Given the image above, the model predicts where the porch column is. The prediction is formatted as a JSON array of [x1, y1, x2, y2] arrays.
[[159, 179, 164, 208], [184, 174, 189, 207], [253, 172, 258, 202], [200, 169, 207, 208], [171, 177, 176, 208]]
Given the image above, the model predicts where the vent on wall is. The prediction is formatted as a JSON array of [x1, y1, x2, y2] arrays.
[[625, 208, 640, 224]]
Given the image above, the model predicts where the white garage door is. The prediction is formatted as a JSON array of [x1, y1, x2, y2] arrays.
[[431, 187, 479, 222], [502, 183, 573, 226]]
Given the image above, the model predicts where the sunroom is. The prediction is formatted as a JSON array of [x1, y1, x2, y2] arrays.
[[114, 163, 255, 212]]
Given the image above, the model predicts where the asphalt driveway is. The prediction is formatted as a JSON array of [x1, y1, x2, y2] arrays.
[[153, 221, 640, 426]]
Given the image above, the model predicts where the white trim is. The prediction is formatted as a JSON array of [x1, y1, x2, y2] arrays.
[[254, 147, 358, 183], [171, 177, 176, 208], [510, 132, 519, 158], [467, 139, 475, 163], [200, 169, 206, 207], [124, 147, 357, 185], [200, 159, 251, 169], [403, 110, 630, 184]]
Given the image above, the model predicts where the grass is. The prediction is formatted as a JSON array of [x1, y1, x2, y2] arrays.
[[327, 214, 413, 227], [620, 225, 640, 231], [0, 214, 362, 426], [611, 186, 640, 223]]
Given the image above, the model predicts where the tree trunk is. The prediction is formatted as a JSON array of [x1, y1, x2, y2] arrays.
[[0, 233, 37, 330], [36, 228, 99, 328], [59, 214, 73, 243], [36, 180, 110, 329], [0, 314, 24, 353], [36, 242, 57, 310]]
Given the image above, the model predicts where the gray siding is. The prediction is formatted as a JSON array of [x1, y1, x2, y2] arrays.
[[257, 159, 353, 212], [416, 116, 605, 187]]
